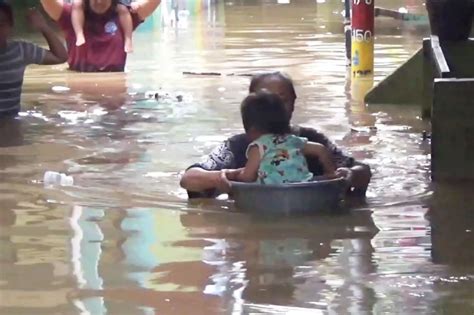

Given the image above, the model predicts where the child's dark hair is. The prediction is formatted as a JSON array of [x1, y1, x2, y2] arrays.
[[0, 2, 14, 26], [241, 91, 291, 135], [249, 72, 297, 101]]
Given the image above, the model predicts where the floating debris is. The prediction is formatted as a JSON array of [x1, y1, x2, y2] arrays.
[[51, 85, 70, 93]]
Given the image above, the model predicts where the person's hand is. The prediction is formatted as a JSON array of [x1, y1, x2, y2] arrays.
[[215, 169, 243, 193], [224, 168, 243, 181], [336, 167, 353, 193], [336, 167, 353, 182], [26, 8, 49, 32], [130, 2, 140, 13], [215, 169, 232, 194]]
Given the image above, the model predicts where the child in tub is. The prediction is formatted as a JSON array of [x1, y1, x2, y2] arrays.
[[72, 0, 135, 52], [226, 91, 337, 184], [181, 72, 372, 197]]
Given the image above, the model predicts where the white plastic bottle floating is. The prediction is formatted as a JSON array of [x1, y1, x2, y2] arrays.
[[51, 85, 70, 93], [43, 171, 74, 187]]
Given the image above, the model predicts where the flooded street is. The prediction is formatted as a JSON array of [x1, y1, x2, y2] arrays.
[[1, 0, 473, 314]]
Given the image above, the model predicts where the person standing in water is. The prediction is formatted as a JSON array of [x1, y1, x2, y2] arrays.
[[40, 0, 161, 72], [0, 2, 68, 117]]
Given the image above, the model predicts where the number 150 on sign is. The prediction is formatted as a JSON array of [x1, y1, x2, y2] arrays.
[[352, 29, 373, 42]]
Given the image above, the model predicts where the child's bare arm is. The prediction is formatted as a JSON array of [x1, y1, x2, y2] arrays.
[[303, 142, 336, 176], [234, 145, 260, 183]]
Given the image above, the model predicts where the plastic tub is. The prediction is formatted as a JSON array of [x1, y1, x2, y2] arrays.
[[230, 177, 347, 215]]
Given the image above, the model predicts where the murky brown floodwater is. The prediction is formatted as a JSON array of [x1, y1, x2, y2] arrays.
[[1, 0, 473, 314]]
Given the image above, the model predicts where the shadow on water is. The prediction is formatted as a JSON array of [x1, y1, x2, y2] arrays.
[[0, 117, 24, 148], [430, 183, 474, 266], [423, 183, 474, 314]]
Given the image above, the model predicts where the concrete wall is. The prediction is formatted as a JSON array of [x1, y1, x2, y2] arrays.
[[442, 39, 474, 77], [365, 39, 474, 115], [431, 79, 474, 181], [364, 48, 424, 106]]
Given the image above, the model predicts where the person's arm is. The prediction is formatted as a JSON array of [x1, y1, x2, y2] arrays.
[[300, 127, 355, 169], [300, 127, 371, 195], [303, 142, 336, 176], [180, 168, 225, 192], [180, 141, 236, 195], [347, 162, 371, 196], [40, 0, 64, 21], [132, 0, 161, 21], [26, 9, 68, 65], [234, 146, 260, 183]]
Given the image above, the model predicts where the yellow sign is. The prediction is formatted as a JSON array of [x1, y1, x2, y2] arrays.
[[351, 40, 374, 77]]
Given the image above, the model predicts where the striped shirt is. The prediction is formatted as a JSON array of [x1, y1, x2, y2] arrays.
[[0, 41, 46, 115]]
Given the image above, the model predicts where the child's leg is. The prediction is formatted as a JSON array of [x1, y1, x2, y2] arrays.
[[117, 4, 134, 53], [72, 0, 86, 46]]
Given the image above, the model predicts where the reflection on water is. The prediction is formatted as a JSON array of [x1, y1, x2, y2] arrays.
[[1, 0, 473, 314]]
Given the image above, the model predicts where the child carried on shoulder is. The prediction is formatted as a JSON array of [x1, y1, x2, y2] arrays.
[[72, 0, 136, 52]]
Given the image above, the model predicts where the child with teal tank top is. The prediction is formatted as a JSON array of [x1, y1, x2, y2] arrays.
[[229, 91, 336, 185]]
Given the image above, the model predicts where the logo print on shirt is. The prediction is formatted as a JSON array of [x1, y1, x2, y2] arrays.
[[104, 21, 118, 34]]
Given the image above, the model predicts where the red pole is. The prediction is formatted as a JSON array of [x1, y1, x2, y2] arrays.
[[351, 0, 375, 77]]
